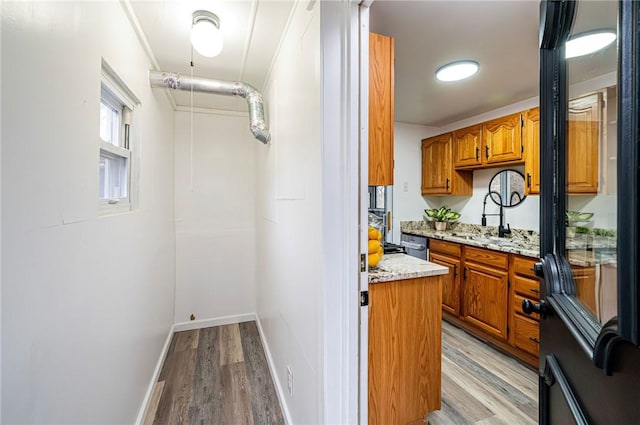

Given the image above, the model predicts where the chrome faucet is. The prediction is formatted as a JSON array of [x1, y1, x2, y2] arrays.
[[482, 191, 511, 237]]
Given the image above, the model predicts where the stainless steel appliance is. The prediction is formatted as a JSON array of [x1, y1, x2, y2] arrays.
[[400, 233, 428, 260]]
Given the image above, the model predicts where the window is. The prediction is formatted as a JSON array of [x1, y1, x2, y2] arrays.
[[99, 61, 139, 214]]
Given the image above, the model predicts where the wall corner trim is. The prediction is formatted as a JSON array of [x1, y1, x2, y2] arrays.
[[134, 324, 175, 425], [255, 316, 294, 425]]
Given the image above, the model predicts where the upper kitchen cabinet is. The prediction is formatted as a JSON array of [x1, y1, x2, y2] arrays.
[[369, 32, 394, 186], [482, 112, 524, 165], [524, 92, 601, 196], [422, 133, 473, 195], [523, 107, 540, 195], [567, 92, 601, 194], [453, 112, 525, 170], [453, 124, 483, 168]]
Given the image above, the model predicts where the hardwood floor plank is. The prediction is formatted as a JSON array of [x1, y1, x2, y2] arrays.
[[153, 348, 197, 425], [219, 324, 244, 366], [142, 381, 165, 425], [474, 415, 510, 425], [239, 321, 285, 425], [174, 329, 200, 352], [221, 362, 255, 425], [442, 323, 537, 396], [188, 327, 223, 425], [428, 373, 494, 425], [441, 340, 537, 420], [441, 356, 537, 425]]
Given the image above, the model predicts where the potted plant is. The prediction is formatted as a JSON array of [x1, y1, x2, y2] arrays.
[[424, 205, 461, 231]]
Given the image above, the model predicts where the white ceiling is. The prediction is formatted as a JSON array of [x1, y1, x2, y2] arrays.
[[370, 0, 541, 127], [130, 1, 616, 127], [129, 0, 294, 112]]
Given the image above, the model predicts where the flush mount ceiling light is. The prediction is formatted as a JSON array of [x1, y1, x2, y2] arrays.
[[435, 60, 479, 82], [190, 10, 224, 58], [565, 30, 616, 59]]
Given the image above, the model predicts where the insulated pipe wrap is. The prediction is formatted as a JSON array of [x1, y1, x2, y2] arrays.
[[149, 71, 271, 144]]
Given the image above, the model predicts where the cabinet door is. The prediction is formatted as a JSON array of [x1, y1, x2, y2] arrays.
[[368, 32, 394, 186], [453, 124, 482, 168], [567, 92, 600, 193], [523, 107, 540, 195], [462, 262, 509, 340], [430, 252, 461, 316], [422, 134, 452, 194], [482, 112, 523, 164]]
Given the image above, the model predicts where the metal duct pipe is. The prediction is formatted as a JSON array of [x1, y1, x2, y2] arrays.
[[149, 70, 271, 144]]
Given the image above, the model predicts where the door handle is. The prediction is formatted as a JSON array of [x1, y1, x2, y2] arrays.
[[445, 178, 450, 190], [485, 145, 489, 159], [453, 264, 458, 277], [522, 299, 547, 317], [527, 173, 532, 188], [475, 147, 479, 161]]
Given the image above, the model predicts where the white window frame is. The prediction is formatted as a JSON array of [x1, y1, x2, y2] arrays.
[[99, 60, 141, 216]]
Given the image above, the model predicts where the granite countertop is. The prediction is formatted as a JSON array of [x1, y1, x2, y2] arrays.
[[401, 221, 540, 258], [368, 253, 449, 284]]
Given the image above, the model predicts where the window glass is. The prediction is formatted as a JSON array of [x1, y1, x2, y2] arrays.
[[565, 1, 618, 324]]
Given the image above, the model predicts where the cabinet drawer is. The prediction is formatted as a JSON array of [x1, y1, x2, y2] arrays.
[[514, 293, 540, 321], [429, 239, 461, 258], [464, 246, 508, 270], [514, 256, 538, 279], [513, 315, 540, 356], [513, 275, 540, 299]]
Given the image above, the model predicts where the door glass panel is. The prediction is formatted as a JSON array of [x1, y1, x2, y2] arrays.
[[565, 1, 618, 325]]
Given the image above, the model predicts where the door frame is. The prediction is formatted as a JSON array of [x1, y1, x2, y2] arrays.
[[538, 2, 640, 421], [320, 1, 365, 424]]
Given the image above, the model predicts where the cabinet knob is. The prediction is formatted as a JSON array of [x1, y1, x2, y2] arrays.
[[522, 299, 547, 317], [485, 145, 489, 159], [475, 147, 479, 161]]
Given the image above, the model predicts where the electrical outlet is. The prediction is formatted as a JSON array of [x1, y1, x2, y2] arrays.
[[286, 365, 294, 397]]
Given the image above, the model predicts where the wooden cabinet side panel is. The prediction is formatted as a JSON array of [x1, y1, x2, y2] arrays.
[[523, 107, 540, 195], [368, 33, 394, 186], [368, 277, 442, 425], [463, 263, 509, 340], [483, 113, 523, 164]]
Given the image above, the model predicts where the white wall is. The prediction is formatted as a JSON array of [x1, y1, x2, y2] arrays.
[[1, 2, 176, 424], [255, 2, 322, 423], [173, 110, 256, 323], [392, 122, 440, 243]]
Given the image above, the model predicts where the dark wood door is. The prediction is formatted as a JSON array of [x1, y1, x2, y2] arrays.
[[532, 2, 640, 424]]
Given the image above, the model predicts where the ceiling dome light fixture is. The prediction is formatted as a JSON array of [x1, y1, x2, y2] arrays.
[[190, 10, 224, 58], [565, 30, 616, 59], [436, 60, 479, 82]]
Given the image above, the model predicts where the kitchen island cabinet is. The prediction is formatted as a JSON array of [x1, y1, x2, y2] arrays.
[[368, 254, 448, 425]]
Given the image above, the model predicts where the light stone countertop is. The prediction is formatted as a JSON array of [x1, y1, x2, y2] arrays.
[[368, 253, 448, 284]]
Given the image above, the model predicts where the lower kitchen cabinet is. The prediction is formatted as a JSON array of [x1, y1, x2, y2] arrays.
[[368, 276, 442, 425], [510, 256, 541, 359], [429, 243, 462, 316], [428, 238, 541, 367], [462, 249, 509, 340]]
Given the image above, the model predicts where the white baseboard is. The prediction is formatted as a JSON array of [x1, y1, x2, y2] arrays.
[[173, 313, 256, 332], [134, 324, 175, 425], [255, 315, 293, 425]]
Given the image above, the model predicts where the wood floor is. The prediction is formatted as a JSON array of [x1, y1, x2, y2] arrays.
[[143, 321, 284, 425], [428, 321, 539, 425], [144, 320, 536, 425]]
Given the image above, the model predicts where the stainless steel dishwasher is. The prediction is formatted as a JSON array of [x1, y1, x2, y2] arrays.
[[400, 233, 428, 260]]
